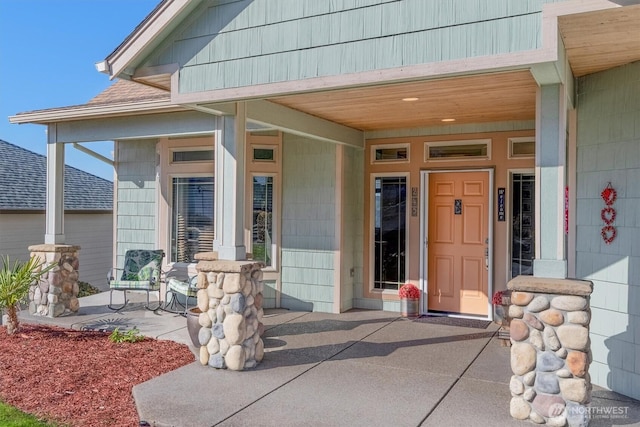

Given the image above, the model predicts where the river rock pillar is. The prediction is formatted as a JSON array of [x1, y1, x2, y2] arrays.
[[27, 244, 81, 317], [194, 252, 265, 371], [508, 276, 593, 427]]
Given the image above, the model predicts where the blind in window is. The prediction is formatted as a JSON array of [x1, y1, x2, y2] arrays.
[[171, 177, 214, 263]]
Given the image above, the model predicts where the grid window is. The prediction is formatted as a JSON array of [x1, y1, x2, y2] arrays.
[[373, 176, 407, 290]]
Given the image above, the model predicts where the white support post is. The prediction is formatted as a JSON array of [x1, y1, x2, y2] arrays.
[[45, 124, 66, 245], [213, 102, 247, 260], [533, 84, 567, 278]]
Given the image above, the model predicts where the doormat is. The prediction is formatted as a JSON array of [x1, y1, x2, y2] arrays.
[[414, 315, 491, 329]]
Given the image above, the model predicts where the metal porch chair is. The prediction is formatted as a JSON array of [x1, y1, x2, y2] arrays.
[[107, 249, 165, 311], [162, 275, 198, 315]]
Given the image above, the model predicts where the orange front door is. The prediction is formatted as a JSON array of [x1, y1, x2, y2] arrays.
[[427, 171, 489, 316]]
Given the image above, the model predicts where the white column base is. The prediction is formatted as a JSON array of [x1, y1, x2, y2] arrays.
[[533, 259, 567, 279], [216, 245, 248, 261]]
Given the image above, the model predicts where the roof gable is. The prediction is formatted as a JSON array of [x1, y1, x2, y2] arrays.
[[0, 140, 113, 211]]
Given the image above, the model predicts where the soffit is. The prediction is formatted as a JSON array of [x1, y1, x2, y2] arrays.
[[559, 4, 640, 77], [267, 70, 537, 132]]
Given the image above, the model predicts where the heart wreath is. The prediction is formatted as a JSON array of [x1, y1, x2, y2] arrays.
[[601, 206, 616, 225], [601, 185, 617, 206], [601, 226, 616, 245]]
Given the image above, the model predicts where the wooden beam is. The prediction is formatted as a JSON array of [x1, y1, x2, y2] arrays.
[[246, 100, 364, 148]]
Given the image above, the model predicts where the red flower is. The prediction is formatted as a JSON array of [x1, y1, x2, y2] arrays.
[[492, 291, 505, 305], [398, 283, 420, 299]]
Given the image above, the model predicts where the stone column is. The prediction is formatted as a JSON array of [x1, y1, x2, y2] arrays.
[[508, 276, 593, 427], [194, 252, 265, 371], [28, 244, 81, 317]]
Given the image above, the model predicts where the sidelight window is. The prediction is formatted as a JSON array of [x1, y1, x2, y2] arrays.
[[373, 176, 407, 290]]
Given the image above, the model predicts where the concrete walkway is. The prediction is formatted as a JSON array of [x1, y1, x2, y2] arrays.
[[19, 292, 640, 427]]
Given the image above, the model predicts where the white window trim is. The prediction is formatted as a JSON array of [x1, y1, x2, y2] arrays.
[[369, 172, 410, 294], [508, 137, 535, 159], [370, 143, 410, 164], [424, 138, 491, 162]]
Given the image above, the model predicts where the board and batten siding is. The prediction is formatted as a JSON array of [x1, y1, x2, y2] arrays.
[[0, 212, 113, 290], [144, 0, 563, 94], [575, 61, 640, 400], [115, 140, 158, 267], [281, 134, 336, 312]]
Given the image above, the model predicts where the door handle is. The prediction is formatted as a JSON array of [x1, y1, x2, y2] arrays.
[[484, 247, 489, 271]]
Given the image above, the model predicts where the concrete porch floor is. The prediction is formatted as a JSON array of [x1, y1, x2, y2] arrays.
[[18, 291, 640, 427]]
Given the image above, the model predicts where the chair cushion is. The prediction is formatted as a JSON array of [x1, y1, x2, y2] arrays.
[[121, 249, 164, 281], [167, 278, 198, 297], [110, 280, 160, 291]]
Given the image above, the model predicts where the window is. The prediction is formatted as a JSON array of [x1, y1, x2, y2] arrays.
[[373, 176, 407, 290], [371, 144, 409, 164], [509, 137, 535, 159], [252, 176, 274, 266], [253, 148, 275, 162], [171, 177, 214, 263], [425, 139, 491, 161], [511, 173, 535, 277], [171, 149, 214, 163]]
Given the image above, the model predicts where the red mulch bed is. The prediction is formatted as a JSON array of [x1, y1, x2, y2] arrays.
[[0, 323, 195, 426]]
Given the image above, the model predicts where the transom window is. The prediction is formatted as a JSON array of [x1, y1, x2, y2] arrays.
[[425, 139, 491, 161], [371, 144, 410, 163], [509, 137, 535, 159], [171, 149, 214, 163], [373, 176, 407, 290]]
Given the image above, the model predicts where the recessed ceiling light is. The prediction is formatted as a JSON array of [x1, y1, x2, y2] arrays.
[[402, 97, 419, 102], [441, 118, 456, 122]]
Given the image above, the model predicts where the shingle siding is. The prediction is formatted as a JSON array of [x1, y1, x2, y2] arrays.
[[576, 61, 640, 399]]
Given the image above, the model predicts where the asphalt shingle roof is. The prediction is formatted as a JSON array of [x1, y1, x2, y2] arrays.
[[0, 139, 113, 211], [88, 79, 168, 105]]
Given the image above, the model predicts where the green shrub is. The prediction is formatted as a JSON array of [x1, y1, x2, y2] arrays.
[[108, 327, 145, 343], [77, 281, 100, 298], [0, 256, 55, 335]]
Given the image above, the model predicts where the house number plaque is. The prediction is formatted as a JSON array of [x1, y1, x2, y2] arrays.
[[498, 188, 506, 221], [454, 199, 462, 215], [411, 187, 418, 217]]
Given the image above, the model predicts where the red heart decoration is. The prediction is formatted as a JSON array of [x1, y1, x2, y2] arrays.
[[601, 225, 616, 245], [601, 187, 617, 205], [601, 207, 616, 225]]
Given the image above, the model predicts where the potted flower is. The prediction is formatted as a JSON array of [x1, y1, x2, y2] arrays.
[[492, 289, 511, 345], [398, 283, 420, 317]]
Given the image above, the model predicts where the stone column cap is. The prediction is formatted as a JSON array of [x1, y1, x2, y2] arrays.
[[28, 244, 81, 252], [196, 259, 266, 273], [507, 276, 593, 296]]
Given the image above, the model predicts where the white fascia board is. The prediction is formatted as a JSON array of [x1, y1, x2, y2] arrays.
[[246, 100, 364, 148], [103, 0, 201, 79], [9, 100, 182, 125]]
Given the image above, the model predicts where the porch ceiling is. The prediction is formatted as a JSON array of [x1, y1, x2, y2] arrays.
[[558, 4, 640, 77], [267, 70, 538, 132]]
